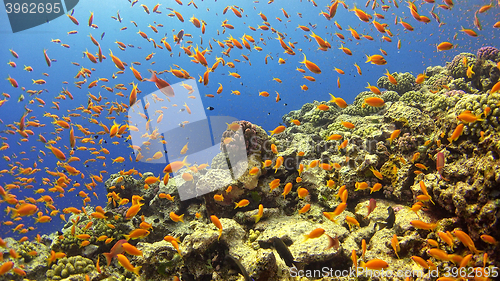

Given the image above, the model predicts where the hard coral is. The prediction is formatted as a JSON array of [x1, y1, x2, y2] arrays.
[[395, 132, 417, 152], [425, 73, 453, 90], [376, 72, 416, 95], [446, 53, 476, 79], [220, 120, 269, 156], [443, 89, 465, 97], [476, 46, 499, 61]]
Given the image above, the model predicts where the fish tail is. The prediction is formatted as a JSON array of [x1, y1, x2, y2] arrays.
[[133, 265, 142, 276], [103, 252, 113, 266]]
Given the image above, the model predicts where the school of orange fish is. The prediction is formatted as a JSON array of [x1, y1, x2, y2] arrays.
[[1, 0, 500, 279]]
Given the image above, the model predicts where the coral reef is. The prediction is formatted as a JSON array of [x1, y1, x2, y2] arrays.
[[3, 46, 500, 281]]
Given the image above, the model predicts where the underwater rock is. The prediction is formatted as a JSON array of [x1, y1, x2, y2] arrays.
[[235, 153, 262, 190], [104, 172, 156, 213], [283, 100, 341, 131], [235, 207, 279, 224], [276, 133, 316, 166], [432, 137, 500, 241], [220, 120, 271, 157], [425, 72, 453, 91], [256, 216, 348, 265], [195, 167, 234, 196]]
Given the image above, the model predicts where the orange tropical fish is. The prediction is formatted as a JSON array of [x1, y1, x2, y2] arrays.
[[387, 130, 401, 145], [360, 259, 388, 270], [124, 229, 150, 241], [460, 26, 478, 37], [234, 199, 250, 209], [252, 204, 264, 223], [362, 97, 385, 108], [169, 212, 184, 222], [410, 220, 437, 230], [341, 121, 355, 129], [345, 216, 360, 230], [269, 125, 285, 136], [366, 54, 387, 65], [211, 215, 223, 240], [298, 204, 311, 214], [299, 53, 321, 74], [117, 254, 141, 276], [437, 42, 454, 51], [297, 187, 309, 199], [384, 70, 397, 85], [303, 228, 325, 241]]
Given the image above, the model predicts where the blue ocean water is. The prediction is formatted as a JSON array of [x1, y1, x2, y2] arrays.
[[0, 0, 498, 239]]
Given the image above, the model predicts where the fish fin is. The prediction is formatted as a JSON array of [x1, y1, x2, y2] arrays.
[[103, 252, 113, 266]]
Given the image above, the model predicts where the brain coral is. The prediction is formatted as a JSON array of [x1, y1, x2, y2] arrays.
[[376, 72, 416, 95], [446, 53, 476, 79], [476, 46, 499, 61], [220, 120, 269, 156]]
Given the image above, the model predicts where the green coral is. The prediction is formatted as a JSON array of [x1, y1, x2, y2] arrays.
[[427, 92, 456, 112], [248, 229, 260, 242], [46, 256, 95, 280], [377, 72, 416, 95], [399, 90, 427, 109], [449, 78, 479, 94], [17, 240, 38, 263], [454, 93, 500, 138], [446, 52, 477, 79], [381, 90, 401, 103], [424, 72, 453, 90], [305, 101, 340, 127]]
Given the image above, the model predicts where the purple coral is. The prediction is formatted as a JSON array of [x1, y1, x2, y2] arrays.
[[476, 46, 499, 61], [443, 90, 465, 97], [430, 75, 453, 90], [396, 133, 417, 152], [220, 120, 268, 155]]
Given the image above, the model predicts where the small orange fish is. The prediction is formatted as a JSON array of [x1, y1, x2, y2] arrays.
[[234, 199, 250, 209], [297, 187, 309, 199], [303, 228, 325, 240], [360, 259, 389, 270], [437, 42, 454, 51], [169, 212, 184, 223], [210, 215, 223, 240]]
